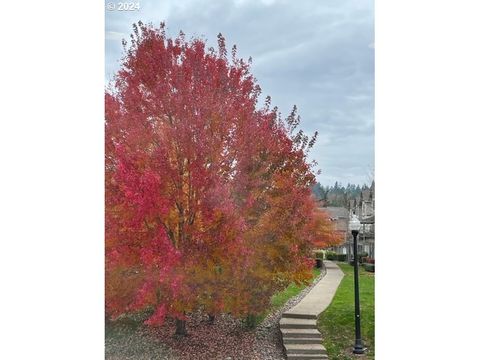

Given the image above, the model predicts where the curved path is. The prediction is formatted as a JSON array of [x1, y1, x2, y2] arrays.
[[279, 261, 344, 360]]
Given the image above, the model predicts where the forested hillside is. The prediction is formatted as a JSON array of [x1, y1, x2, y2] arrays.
[[312, 181, 374, 207]]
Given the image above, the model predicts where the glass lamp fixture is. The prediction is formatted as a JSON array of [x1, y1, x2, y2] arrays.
[[349, 214, 361, 232]]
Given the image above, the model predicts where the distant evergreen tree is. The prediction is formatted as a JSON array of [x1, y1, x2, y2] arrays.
[[311, 183, 323, 199], [311, 181, 372, 207]]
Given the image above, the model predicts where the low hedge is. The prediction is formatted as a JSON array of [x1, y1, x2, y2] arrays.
[[323, 251, 349, 262], [336, 254, 347, 262], [363, 263, 375, 272], [325, 251, 337, 261]]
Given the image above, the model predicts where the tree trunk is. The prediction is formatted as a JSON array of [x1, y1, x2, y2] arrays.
[[208, 314, 215, 324], [175, 318, 187, 336], [245, 313, 257, 329]]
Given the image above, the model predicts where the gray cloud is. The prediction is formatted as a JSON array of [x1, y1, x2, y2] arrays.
[[105, 0, 374, 186]]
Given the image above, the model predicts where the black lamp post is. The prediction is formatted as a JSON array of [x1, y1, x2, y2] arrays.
[[349, 214, 365, 354]]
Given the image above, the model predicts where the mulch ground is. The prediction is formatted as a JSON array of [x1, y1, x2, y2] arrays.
[[106, 312, 284, 360], [106, 267, 326, 360]]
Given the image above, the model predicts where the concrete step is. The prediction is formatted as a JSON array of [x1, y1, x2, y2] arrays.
[[285, 343, 327, 355], [280, 318, 317, 329], [283, 312, 317, 320], [281, 328, 322, 338], [287, 354, 329, 360], [283, 337, 323, 344]]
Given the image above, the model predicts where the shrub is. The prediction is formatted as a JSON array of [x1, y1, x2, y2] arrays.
[[337, 254, 347, 262], [325, 251, 337, 261], [358, 253, 369, 263], [313, 250, 325, 260], [363, 263, 375, 272]]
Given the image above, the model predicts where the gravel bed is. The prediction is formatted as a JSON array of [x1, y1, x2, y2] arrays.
[[106, 266, 326, 360]]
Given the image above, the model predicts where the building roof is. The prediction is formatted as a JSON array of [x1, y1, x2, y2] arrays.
[[361, 215, 375, 224], [334, 220, 348, 232]]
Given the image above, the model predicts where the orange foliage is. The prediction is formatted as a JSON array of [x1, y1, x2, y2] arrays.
[[105, 22, 340, 327]]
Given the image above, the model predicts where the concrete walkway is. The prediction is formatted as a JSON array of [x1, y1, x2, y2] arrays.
[[280, 261, 344, 360]]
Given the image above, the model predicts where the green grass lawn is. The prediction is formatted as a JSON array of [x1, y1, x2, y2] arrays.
[[250, 267, 322, 325], [317, 262, 375, 359]]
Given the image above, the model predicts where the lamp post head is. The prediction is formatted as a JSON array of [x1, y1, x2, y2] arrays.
[[349, 213, 361, 235]]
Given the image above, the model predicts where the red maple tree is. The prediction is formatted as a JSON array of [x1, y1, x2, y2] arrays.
[[105, 22, 341, 335]]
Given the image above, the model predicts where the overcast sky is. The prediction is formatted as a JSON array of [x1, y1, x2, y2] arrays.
[[105, 0, 374, 186]]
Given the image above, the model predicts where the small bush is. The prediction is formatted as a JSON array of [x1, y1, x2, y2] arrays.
[[358, 253, 369, 263], [337, 254, 347, 262], [313, 250, 325, 259], [363, 263, 375, 272], [325, 250, 337, 261]]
